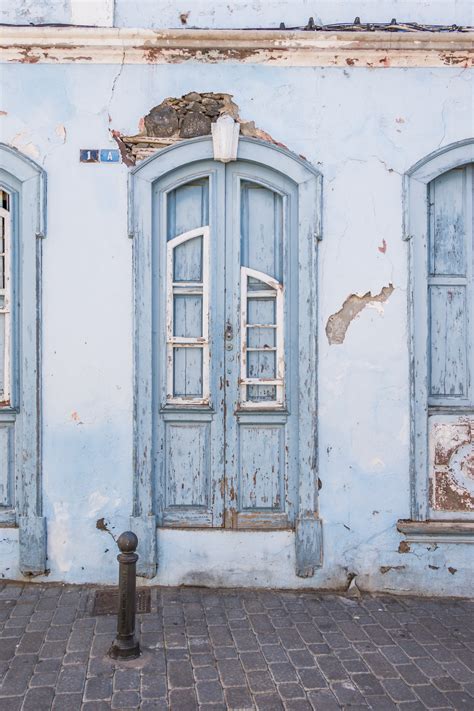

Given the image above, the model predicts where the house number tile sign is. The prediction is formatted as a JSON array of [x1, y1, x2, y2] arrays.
[[80, 149, 120, 163]]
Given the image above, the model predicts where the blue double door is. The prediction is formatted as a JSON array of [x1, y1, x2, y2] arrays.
[[153, 159, 301, 530]]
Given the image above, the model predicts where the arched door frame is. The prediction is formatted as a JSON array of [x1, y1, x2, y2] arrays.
[[0, 143, 46, 575], [404, 138, 474, 521], [129, 136, 323, 578]]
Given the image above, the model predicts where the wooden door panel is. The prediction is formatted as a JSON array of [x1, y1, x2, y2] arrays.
[[225, 166, 298, 530], [154, 163, 225, 528]]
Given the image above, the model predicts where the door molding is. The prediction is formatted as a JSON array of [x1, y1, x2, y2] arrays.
[[130, 136, 323, 578], [0, 144, 47, 575], [404, 138, 474, 521]]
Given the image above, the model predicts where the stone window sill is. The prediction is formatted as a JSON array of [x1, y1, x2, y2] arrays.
[[397, 520, 474, 544]]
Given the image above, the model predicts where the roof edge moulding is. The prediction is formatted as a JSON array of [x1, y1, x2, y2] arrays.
[[0, 26, 473, 67]]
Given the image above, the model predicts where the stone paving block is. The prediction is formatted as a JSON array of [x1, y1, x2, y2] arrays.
[[433, 675, 463, 691], [141, 672, 167, 698], [331, 679, 367, 705], [56, 666, 86, 694], [84, 675, 113, 701], [225, 685, 254, 710], [284, 700, 312, 711], [111, 689, 141, 708], [29, 670, 58, 687], [0, 696, 22, 711], [169, 687, 198, 709], [444, 690, 473, 707], [214, 645, 238, 660], [278, 682, 306, 699], [382, 677, 417, 701], [196, 680, 224, 704], [413, 683, 450, 708], [398, 663, 430, 686], [255, 692, 284, 709], [167, 659, 194, 688], [52, 692, 83, 710], [352, 672, 385, 695], [270, 662, 299, 683], [22, 686, 54, 710], [366, 694, 398, 710], [113, 668, 140, 691], [217, 659, 247, 687], [297, 666, 328, 690], [247, 670, 276, 694], [288, 649, 317, 669], [306, 688, 340, 710]]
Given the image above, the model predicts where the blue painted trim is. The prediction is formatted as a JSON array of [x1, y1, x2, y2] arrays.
[[0, 144, 46, 575], [405, 138, 474, 521]]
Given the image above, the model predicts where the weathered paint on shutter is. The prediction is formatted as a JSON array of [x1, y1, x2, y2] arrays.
[[0, 424, 13, 508], [428, 165, 473, 405], [426, 162, 474, 517]]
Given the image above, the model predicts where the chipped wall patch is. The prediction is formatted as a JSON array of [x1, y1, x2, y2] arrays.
[[430, 417, 474, 512], [113, 91, 284, 165], [325, 284, 394, 345]]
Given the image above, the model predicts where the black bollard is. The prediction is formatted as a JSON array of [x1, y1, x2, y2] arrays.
[[108, 531, 141, 660]]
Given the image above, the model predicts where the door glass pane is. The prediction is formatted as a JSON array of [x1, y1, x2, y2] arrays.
[[173, 295, 203, 338], [247, 350, 276, 379], [247, 327, 275, 349], [167, 179, 209, 240], [173, 236, 203, 282], [247, 385, 277, 402], [247, 297, 275, 326], [429, 168, 467, 276], [241, 182, 283, 281], [173, 347, 203, 397]]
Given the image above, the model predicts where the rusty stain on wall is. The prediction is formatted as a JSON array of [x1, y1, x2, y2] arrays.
[[326, 284, 394, 345]]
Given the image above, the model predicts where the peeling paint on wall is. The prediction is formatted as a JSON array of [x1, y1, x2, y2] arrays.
[[430, 418, 474, 512], [326, 284, 394, 345]]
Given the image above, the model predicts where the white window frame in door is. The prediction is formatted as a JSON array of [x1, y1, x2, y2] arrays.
[[240, 266, 284, 409], [166, 226, 210, 405]]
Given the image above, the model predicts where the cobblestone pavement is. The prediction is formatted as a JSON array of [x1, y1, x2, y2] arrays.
[[0, 583, 473, 710]]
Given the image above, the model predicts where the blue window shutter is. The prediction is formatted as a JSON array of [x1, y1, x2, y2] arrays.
[[428, 165, 473, 406]]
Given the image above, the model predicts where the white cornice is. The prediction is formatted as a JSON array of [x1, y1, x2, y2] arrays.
[[0, 27, 473, 66]]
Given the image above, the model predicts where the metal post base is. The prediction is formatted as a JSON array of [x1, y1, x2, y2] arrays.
[[109, 637, 141, 660]]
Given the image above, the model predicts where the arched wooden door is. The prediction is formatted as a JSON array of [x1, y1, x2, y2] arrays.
[[132, 138, 322, 577]]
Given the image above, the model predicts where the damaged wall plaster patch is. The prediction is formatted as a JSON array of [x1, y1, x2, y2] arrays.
[[113, 91, 284, 165], [326, 284, 394, 345]]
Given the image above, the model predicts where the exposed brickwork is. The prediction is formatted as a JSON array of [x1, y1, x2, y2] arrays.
[[0, 583, 473, 709]]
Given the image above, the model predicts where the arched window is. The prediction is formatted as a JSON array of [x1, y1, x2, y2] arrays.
[[0, 144, 46, 575], [405, 139, 474, 534], [130, 136, 322, 578]]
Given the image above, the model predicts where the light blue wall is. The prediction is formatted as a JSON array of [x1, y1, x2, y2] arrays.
[[0, 59, 472, 592], [2, 0, 473, 28]]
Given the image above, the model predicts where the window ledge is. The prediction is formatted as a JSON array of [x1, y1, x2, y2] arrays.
[[0, 509, 17, 527], [397, 520, 474, 544]]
